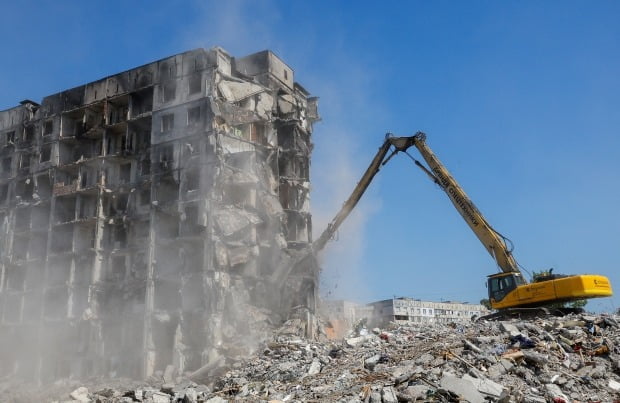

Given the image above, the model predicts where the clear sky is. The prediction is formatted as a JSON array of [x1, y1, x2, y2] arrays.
[[1, 1, 619, 312]]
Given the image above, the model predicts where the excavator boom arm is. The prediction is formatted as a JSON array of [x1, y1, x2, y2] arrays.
[[312, 135, 415, 253], [411, 132, 521, 274]]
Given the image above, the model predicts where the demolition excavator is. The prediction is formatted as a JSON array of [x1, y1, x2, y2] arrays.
[[313, 132, 612, 319]]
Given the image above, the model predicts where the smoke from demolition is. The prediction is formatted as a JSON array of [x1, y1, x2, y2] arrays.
[[0, 48, 320, 384]]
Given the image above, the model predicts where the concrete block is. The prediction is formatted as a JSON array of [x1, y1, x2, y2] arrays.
[[487, 362, 506, 378], [544, 384, 569, 402], [405, 384, 432, 399], [440, 373, 485, 403], [522, 394, 547, 403], [163, 364, 177, 383], [463, 373, 508, 400], [183, 388, 198, 403], [608, 379, 620, 391], [499, 322, 521, 336], [500, 358, 514, 372], [152, 391, 172, 403], [307, 358, 321, 375], [69, 387, 90, 402], [369, 390, 382, 403], [381, 386, 398, 403], [364, 354, 382, 371], [345, 335, 370, 347], [522, 351, 547, 366]]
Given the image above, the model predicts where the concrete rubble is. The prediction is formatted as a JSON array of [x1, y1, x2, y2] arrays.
[[2, 312, 618, 402]]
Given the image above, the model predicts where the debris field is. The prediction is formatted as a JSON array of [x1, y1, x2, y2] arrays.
[[5, 312, 619, 402]]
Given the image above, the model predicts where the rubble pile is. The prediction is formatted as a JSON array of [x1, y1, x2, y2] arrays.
[[5, 313, 620, 402]]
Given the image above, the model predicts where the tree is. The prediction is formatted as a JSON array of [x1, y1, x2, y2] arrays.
[[479, 298, 492, 310], [569, 299, 587, 309], [532, 269, 553, 282]]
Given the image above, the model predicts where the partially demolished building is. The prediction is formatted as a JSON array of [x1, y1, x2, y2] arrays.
[[0, 48, 319, 382]]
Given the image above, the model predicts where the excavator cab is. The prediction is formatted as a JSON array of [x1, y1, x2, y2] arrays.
[[487, 272, 526, 303]]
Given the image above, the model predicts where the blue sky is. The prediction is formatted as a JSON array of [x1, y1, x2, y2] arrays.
[[1, 1, 619, 312]]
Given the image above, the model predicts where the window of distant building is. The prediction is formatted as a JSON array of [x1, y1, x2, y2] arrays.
[[1, 156, 11, 173], [162, 82, 176, 103], [187, 106, 200, 126], [188, 74, 202, 95], [19, 153, 30, 169], [23, 126, 35, 144], [5, 131, 16, 145], [40, 144, 52, 162], [161, 114, 174, 132], [43, 120, 54, 137]]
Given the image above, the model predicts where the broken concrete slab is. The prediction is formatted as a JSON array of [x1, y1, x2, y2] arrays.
[[214, 208, 262, 237], [69, 387, 90, 402], [381, 386, 398, 403], [345, 335, 371, 347], [183, 387, 198, 403], [440, 373, 486, 403], [499, 322, 522, 337], [522, 350, 548, 366], [405, 384, 432, 400], [368, 390, 381, 403], [218, 80, 267, 103], [152, 392, 172, 403], [204, 397, 228, 403], [608, 378, 620, 391], [522, 394, 547, 403], [545, 383, 570, 402], [163, 365, 177, 384], [487, 362, 507, 378], [307, 358, 321, 376], [463, 373, 508, 400]]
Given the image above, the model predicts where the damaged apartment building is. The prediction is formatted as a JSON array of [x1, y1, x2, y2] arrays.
[[0, 48, 319, 382]]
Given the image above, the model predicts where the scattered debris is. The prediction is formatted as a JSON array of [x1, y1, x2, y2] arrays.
[[5, 312, 619, 402]]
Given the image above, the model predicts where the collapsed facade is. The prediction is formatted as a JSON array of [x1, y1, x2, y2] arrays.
[[0, 48, 319, 382]]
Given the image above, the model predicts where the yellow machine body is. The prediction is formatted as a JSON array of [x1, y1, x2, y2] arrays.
[[488, 272, 613, 310]]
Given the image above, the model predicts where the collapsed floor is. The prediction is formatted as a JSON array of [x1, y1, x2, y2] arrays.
[[0, 47, 320, 382]]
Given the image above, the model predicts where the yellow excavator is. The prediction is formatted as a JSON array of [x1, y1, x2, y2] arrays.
[[407, 132, 612, 318], [312, 132, 612, 319]]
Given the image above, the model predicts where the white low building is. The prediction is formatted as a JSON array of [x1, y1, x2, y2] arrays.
[[367, 297, 488, 326], [322, 297, 489, 328]]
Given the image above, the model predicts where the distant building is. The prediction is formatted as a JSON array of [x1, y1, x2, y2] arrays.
[[368, 297, 488, 326], [322, 297, 488, 328]]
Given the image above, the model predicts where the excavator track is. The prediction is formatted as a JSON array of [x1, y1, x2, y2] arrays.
[[476, 306, 585, 321], [477, 307, 550, 321]]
